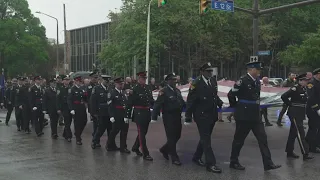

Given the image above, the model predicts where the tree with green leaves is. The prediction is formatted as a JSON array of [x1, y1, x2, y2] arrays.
[[0, 0, 49, 77]]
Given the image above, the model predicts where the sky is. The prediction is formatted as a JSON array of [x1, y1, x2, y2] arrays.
[[27, 0, 123, 43]]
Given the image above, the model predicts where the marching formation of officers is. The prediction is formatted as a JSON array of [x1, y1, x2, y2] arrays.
[[2, 59, 320, 174]]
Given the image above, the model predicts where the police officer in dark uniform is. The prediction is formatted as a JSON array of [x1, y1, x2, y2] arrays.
[[67, 75, 88, 145], [43, 78, 59, 139], [5, 78, 17, 126], [125, 71, 154, 161], [306, 68, 320, 153], [281, 73, 313, 160], [57, 75, 72, 142], [87, 72, 99, 136], [91, 75, 113, 149], [106, 77, 131, 153], [14, 77, 24, 131], [29, 75, 45, 136], [56, 75, 64, 126], [228, 60, 281, 171], [15, 77, 31, 133], [152, 73, 185, 166], [184, 62, 223, 173]]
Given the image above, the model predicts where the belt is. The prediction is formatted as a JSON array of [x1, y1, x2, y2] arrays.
[[116, 106, 125, 109], [291, 103, 306, 107], [73, 101, 84, 104], [134, 106, 150, 109], [238, 99, 260, 104]]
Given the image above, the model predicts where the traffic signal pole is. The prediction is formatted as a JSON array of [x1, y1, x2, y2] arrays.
[[234, 0, 320, 56]]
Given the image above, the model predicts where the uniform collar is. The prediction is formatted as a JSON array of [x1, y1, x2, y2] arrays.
[[35, 84, 41, 89], [247, 73, 256, 81], [115, 87, 122, 93], [201, 75, 210, 85]]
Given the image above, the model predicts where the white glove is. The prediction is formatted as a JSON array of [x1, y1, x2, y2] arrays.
[[8, 101, 11, 104], [317, 109, 320, 116], [184, 122, 191, 126], [32, 107, 37, 111], [0, 103, 3, 106], [70, 110, 75, 115], [110, 117, 115, 123], [151, 120, 157, 123], [42, 111, 47, 114], [124, 118, 129, 124]]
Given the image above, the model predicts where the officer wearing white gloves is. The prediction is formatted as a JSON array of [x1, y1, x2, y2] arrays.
[[106, 77, 130, 153]]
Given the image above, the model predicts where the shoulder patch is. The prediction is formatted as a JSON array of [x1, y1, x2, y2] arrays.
[[307, 84, 313, 89], [236, 80, 242, 86], [68, 89, 72, 94], [291, 87, 296, 91]]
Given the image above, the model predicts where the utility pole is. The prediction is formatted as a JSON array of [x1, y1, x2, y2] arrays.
[[234, 0, 320, 56], [63, 4, 67, 74]]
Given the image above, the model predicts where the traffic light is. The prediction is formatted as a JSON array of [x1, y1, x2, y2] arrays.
[[158, 0, 167, 7], [199, 0, 209, 14]]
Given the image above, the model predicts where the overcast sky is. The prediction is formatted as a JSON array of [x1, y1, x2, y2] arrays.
[[27, 0, 122, 43]]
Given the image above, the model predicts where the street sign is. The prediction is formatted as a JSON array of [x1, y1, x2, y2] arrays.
[[250, 56, 258, 62], [258, 50, 271, 56], [212, 0, 234, 12]]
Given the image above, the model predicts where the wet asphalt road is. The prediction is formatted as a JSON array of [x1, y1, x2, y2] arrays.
[[0, 107, 319, 180]]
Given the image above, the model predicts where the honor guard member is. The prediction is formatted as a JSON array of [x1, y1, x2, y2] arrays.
[[306, 68, 320, 153], [228, 60, 281, 171], [29, 75, 45, 136], [14, 77, 24, 131], [281, 73, 314, 160], [15, 77, 32, 133], [43, 78, 59, 139], [106, 77, 131, 153], [151, 73, 186, 166], [91, 74, 112, 149], [125, 71, 154, 161], [67, 75, 88, 145], [184, 62, 223, 173], [57, 75, 73, 142], [56, 75, 64, 126], [5, 78, 17, 126], [88, 71, 99, 136]]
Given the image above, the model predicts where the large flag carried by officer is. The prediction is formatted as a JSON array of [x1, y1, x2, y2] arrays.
[[0, 68, 5, 100]]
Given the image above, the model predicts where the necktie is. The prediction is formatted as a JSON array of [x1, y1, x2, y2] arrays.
[[208, 80, 212, 87]]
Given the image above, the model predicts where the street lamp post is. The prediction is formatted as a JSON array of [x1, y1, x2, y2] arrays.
[[145, 0, 153, 84], [36, 11, 59, 74]]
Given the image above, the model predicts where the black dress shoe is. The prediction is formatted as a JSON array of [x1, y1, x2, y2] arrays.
[[159, 149, 169, 160], [132, 149, 143, 156], [265, 122, 273, 127], [91, 143, 97, 149], [206, 165, 222, 173], [67, 138, 71, 142], [17, 128, 21, 131], [76, 141, 82, 145], [277, 122, 283, 127], [264, 164, 281, 171], [287, 152, 299, 159], [192, 158, 206, 167], [37, 133, 42, 137], [120, 148, 131, 154], [230, 162, 245, 170], [96, 144, 101, 148], [107, 147, 120, 151], [52, 135, 58, 139], [143, 155, 153, 161], [5, 122, 8, 126], [40, 132, 44, 135], [172, 160, 182, 166], [303, 154, 314, 161]]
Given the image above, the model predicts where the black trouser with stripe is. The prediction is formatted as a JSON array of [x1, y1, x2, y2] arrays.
[[286, 116, 309, 155]]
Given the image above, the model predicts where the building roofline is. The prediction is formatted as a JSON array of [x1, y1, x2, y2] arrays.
[[68, 21, 111, 31]]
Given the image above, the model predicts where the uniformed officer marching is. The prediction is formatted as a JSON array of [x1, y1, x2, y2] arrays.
[[56, 75, 65, 126], [305, 68, 320, 153], [281, 73, 313, 160], [87, 72, 99, 137], [91, 75, 113, 149], [57, 75, 72, 142], [151, 73, 185, 166], [106, 77, 130, 153], [29, 75, 45, 136], [14, 77, 25, 131], [67, 75, 88, 145], [125, 71, 154, 161], [43, 78, 59, 139], [5, 78, 17, 126], [184, 62, 223, 173], [228, 60, 281, 171]]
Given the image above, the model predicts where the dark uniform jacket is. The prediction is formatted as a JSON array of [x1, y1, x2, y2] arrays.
[[281, 84, 307, 120], [57, 85, 70, 112], [306, 77, 320, 112], [90, 84, 109, 117], [6, 86, 17, 107], [108, 88, 126, 120], [228, 74, 261, 122], [125, 84, 154, 121], [43, 87, 58, 114], [15, 85, 29, 108], [29, 84, 44, 109], [86, 82, 97, 113], [67, 85, 87, 111], [185, 76, 223, 123], [151, 85, 185, 120]]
